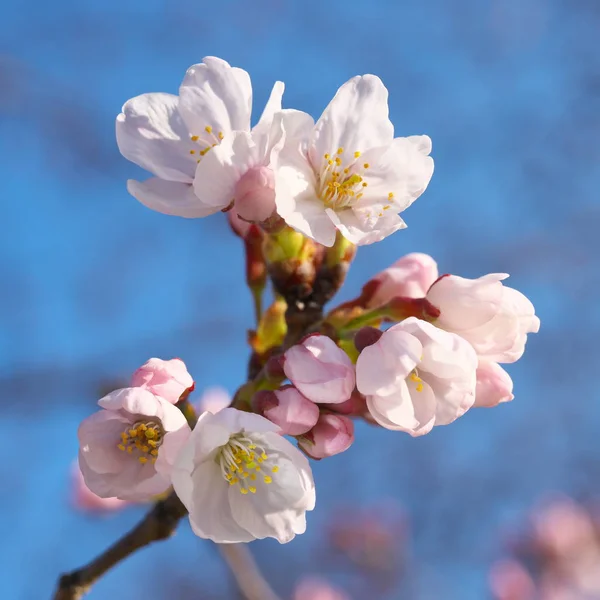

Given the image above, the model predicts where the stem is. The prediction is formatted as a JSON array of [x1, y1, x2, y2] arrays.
[[338, 307, 385, 333], [251, 286, 263, 324], [52, 492, 187, 600], [219, 545, 282, 600]]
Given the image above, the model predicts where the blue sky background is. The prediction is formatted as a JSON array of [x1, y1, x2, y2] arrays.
[[1, 0, 599, 598]]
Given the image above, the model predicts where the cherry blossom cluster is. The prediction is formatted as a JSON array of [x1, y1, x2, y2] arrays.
[[76, 56, 539, 549]]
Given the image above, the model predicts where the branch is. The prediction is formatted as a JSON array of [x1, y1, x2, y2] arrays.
[[219, 544, 282, 600], [52, 491, 187, 600]]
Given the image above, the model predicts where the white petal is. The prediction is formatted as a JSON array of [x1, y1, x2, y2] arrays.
[[177, 459, 255, 543], [427, 373, 476, 425], [179, 57, 252, 135], [325, 207, 406, 246], [355, 137, 434, 212], [116, 93, 196, 183], [356, 328, 422, 396], [280, 109, 315, 141], [193, 131, 260, 210], [127, 178, 220, 218], [310, 75, 394, 164], [275, 149, 337, 246], [252, 81, 284, 139], [213, 408, 280, 435]]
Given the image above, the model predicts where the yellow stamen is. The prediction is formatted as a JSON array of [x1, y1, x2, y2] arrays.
[[205, 125, 213, 133]]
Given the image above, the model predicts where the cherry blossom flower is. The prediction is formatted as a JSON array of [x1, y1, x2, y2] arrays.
[[365, 252, 438, 307], [131, 357, 194, 404], [356, 317, 477, 436], [426, 274, 540, 363], [275, 75, 434, 246], [298, 414, 354, 458], [253, 386, 320, 436], [283, 334, 355, 404], [475, 361, 514, 408], [171, 408, 315, 544], [116, 56, 286, 222], [78, 387, 190, 501]]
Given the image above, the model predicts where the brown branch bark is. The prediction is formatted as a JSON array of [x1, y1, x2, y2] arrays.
[[52, 492, 187, 600]]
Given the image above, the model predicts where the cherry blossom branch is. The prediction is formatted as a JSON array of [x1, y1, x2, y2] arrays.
[[218, 544, 282, 600], [52, 491, 187, 600]]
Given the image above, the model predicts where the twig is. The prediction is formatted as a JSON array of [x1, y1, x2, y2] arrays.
[[52, 492, 187, 600], [219, 544, 282, 600]]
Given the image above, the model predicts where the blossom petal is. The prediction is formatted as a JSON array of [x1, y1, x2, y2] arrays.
[[310, 75, 394, 164], [78, 411, 129, 474], [275, 149, 337, 246], [475, 361, 514, 408], [326, 207, 406, 246], [356, 328, 422, 396], [116, 92, 196, 183], [177, 459, 255, 543], [193, 131, 260, 210], [179, 57, 252, 135], [127, 178, 219, 218], [252, 81, 284, 139], [355, 137, 434, 212]]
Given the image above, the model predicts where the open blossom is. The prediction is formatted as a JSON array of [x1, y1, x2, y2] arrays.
[[427, 274, 540, 363], [116, 56, 287, 223], [365, 252, 438, 307], [356, 317, 477, 436], [171, 408, 315, 544], [78, 387, 190, 501], [475, 361, 514, 408], [275, 75, 434, 246], [131, 357, 194, 404], [283, 334, 355, 404]]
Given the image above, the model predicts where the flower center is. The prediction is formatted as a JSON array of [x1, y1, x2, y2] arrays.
[[217, 435, 279, 495], [317, 147, 395, 214], [189, 125, 224, 163], [409, 370, 424, 392], [117, 420, 164, 464]]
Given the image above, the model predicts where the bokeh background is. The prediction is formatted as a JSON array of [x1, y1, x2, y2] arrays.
[[2, 0, 599, 598]]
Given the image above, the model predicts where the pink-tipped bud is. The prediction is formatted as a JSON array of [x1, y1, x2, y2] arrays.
[[354, 327, 383, 352], [234, 166, 276, 222], [365, 253, 439, 307], [475, 361, 514, 408], [227, 210, 252, 239], [327, 391, 367, 416], [131, 357, 194, 404], [298, 414, 354, 459], [283, 334, 355, 404], [253, 387, 319, 436]]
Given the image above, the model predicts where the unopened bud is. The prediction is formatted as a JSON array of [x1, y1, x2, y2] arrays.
[[234, 166, 276, 223], [298, 414, 354, 459], [253, 387, 319, 436], [354, 327, 383, 352]]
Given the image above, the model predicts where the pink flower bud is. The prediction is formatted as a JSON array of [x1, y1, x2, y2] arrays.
[[234, 166, 276, 222], [426, 274, 540, 363], [298, 414, 354, 458], [253, 387, 320, 435], [475, 361, 514, 408], [354, 326, 383, 352], [227, 210, 252, 239], [366, 253, 438, 306], [71, 463, 130, 513], [131, 357, 194, 404], [327, 390, 367, 416], [283, 335, 355, 404]]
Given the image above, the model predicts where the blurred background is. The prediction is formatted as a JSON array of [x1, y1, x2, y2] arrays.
[[1, 0, 599, 598]]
